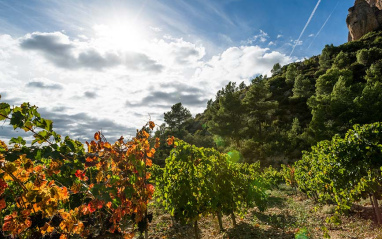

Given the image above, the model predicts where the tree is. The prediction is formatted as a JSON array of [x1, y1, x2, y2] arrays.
[[285, 63, 298, 85], [243, 77, 278, 141], [287, 118, 302, 147], [308, 70, 355, 140], [164, 102, 192, 133], [206, 82, 247, 147], [354, 62, 382, 124], [319, 44, 335, 69], [271, 63, 282, 76], [292, 75, 313, 98]]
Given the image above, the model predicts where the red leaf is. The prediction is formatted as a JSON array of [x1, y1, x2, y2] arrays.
[[75, 170, 88, 181], [0, 198, 6, 210]]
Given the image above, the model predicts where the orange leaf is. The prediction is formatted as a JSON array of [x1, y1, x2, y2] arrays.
[[2, 221, 12, 232], [142, 130, 150, 138], [94, 132, 100, 141], [167, 136, 174, 146], [104, 142, 111, 149], [146, 184, 155, 199], [58, 187, 69, 200], [149, 121, 155, 130], [124, 232, 135, 239], [146, 159, 152, 167]]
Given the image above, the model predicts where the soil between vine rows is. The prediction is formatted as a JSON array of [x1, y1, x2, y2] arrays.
[[146, 184, 382, 239]]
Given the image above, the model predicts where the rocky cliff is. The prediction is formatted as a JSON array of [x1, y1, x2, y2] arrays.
[[347, 0, 382, 41], [366, 0, 382, 9]]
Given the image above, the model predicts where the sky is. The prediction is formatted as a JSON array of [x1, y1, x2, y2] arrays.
[[0, 0, 353, 142]]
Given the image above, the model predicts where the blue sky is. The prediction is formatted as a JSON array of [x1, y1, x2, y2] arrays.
[[0, 0, 354, 141], [0, 0, 351, 57]]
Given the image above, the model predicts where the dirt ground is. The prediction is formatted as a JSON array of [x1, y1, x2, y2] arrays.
[[146, 185, 382, 239]]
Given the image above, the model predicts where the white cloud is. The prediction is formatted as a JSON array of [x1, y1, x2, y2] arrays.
[[20, 32, 163, 72], [308, 34, 315, 37], [77, 34, 88, 40], [150, 26, 162, 32], [268, 41, 276, 46], [277, 34, 283, 39], [245, 29, 269, 45], [193, 45, 293, 94], [0, 29, 294, 142]]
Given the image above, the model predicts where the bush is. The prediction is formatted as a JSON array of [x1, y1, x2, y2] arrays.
[[356, 47, 382, 66]]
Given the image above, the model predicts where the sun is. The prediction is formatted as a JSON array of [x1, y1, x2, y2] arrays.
[[93, 23, 147, 51]]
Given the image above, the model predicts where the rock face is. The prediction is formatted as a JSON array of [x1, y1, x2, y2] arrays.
[[347, 0, 382, 41], [365, 0, 382, 9]]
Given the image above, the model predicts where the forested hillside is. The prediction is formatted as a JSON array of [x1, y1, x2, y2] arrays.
[[155, 30, 382, 167]]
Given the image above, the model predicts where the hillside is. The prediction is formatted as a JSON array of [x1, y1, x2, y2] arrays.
[[153, 30, 382, 167]]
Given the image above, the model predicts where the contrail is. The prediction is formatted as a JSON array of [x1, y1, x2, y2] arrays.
[[308, 1, 340, 49], [290, 0, 322, 56]]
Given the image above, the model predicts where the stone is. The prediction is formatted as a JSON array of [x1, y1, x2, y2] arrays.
[[365, 0, 382, 10], [347, 0, 382, 41]]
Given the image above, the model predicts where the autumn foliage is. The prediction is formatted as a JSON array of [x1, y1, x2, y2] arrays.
[[0, 96, 158, 238]]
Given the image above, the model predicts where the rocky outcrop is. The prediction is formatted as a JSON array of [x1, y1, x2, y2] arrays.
[[366, 0, 382, 10], [347, 0, 382, 41]]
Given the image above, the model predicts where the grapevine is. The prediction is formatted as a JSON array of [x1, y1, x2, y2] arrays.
[[0, 95, 158, 238]]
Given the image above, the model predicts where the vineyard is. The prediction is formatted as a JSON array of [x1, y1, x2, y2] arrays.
[[1, 96, 382, 239], [3, 0, 382, 238]]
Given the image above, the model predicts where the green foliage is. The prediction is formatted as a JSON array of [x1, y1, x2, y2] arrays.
[[155, 105, 215, 166], [281, 164, 297, 188], [286, 64, 298, 85], [261, 166, 284, 189], [308, 68, 355, 140], [271, 63, 282, 76], [154, 31, 382, 166], [164, 102, 192, 132], [295, 228, 310, 239], [356, 47, 382, 66], [154, 140, 268, 228], [206, 82, 247, 147], [244, 77, 278, 141], [319, 44, 336, 69], [295, 122, 382, 214], [292, 75, 313, 98], [200, 31, 382, 164], [333, 51, 353, 69]]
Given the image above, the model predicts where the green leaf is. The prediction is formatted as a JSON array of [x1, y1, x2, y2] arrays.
[[9, 136, 26, 146], [65, 138, 77, 152], [32, 130, 51, 145], [10, 111, 24, 129], [0, 103, 10, 120]]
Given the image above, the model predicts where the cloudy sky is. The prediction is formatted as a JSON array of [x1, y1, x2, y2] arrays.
[[0, 0, 352, 142]]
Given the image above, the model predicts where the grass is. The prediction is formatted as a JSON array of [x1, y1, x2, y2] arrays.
[[146, 184, 382, 239]]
